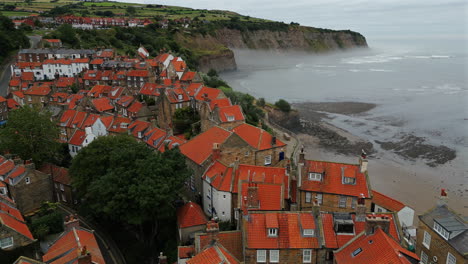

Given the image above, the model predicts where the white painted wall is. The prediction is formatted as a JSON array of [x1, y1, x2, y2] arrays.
[[202, 179, 232, 222], [91, 118, 108, 136], [398, 206, 415, 228]]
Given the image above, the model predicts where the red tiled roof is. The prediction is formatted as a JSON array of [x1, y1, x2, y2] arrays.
[[107, 116, 131, 133], [143, 127, 167, 149], [0, 211, 34, 240], [60, 109, 76, 127], [187, 244, 240, 264], [218, 105, 244, 123], [155, 53, 170, 63], [234, 164, 288, 198], [43, 59, 72, 65], [88, 85, 111, 98], [196, 231, 243, 261], [7, 98, 20, 109], [108, 86, 126, 100], [67, 94, 84, 109], [9, 78, 21, 87], [166, 88, 190, 103], [301, 160, 371, 198], [115, 95, 134, 107], [70, 111, 87, 128], [232, 123, 286, 150], [186, 83, 203, 97], [92, 97, 114, 112], [139, 83, 160, 96], [99, 116, 114, 128], [55, 77, 75, 88], [180, 126, 232, 165], [194, 86, 221, 102], [157, 135, 186, 153], [0, 96, 5, 103], [80, 114, 99, 129], [203, 161, 233, 192], [0, 160, 16, 176], [38, 164, 70, 185], [45, 39, 61, 43], [12, 91, 25, 99], [246, 212, 320, 249], [127, 70, 149, 77], [177, 202, 208, 229], [42, 227, 105, 264], [128, 120, 151, 138], [178, 246, 194, 259], [181, 71, 197, 81], [321, 212, 401, 249], [240, 182, 282, 214], [209, 98, 231, 111], [72, 58, 89, 64], [334, 228, 419, 264], [7, 166, 26, 180], [0, 200, 25, 222], [90, 58, 104, 65], [372, 190, 406, 212], [21, 72, 34, 81], [69, 130, 86, 146], [24, 85, 51, 96], [128, 101, 143, 113], [172, 60, 186, 72]]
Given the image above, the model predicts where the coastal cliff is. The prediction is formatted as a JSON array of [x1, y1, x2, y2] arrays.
[[189, 26, 367, 72]]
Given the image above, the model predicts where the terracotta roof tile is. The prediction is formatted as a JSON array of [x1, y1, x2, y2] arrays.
[[92, 97, 114, 112], [69, 130, 86, 146], [143, 127, 167, 149], [7, 98, 20, 109], [181, 71, 197, 81], [177, 202, 208, 228], [209, 98, 231, 111], [24, 85, 51, 96], [107, 117, 131, 133], [0, 210, 34, 240], [157, 135, 185, 153], [197, 231, 243, 261], [334, 228, 419, 264], [180, 126, 232, 165], [12, 91, 25, 98], [186, 83, 203, 97], [372, 190, 406, 212], [232, 123, 286, 150], [127, 70, 149, 77], [218, 105, 244, 123], [301, 160, 371, 198], [128, 120, 151, 138], [178, 245, 195, 259], [187, 244, 240, 264], [9, 78, 21, 87], [21, 72, 34, 81], [38, 164, 70, 186], [194, 86, 221, 102]]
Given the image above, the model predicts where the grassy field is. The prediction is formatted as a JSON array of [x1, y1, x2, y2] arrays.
[[0, 0, 271, 22]]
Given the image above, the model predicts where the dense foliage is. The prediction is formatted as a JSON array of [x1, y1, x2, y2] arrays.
[[69, 135, 191, 251], [0, 106, 62, 166], [0, 15, 29, 64], [29, 202, 64, 239], [173, 107, 200, 139], [275, 99, 292, 112]]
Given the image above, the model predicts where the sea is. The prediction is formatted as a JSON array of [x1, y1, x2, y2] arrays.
[[220, 39, 468, 167]]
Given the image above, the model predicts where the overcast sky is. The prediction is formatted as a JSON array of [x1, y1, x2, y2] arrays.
[[119, 0, 467, 43]]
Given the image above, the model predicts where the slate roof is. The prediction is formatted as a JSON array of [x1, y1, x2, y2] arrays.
[[419, 204, 468, 255]]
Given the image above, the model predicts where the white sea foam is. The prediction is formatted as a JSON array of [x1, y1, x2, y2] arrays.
[[342, 54, 404, 64], [348, 69, 363, 72], [369, 68, 393, 72]]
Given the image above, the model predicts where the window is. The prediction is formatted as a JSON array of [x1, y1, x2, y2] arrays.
[[264, 155, 272, 165], [227, 115, 235, 122], [303, 229, 314, 236], [351, 197, 357, 209], [305, 192, 312, 203], [422, 231, 431, 249], [316, 193, 323, 205], [257, 250, 266, 263], [245, 151, 250, 156], [303, 249, 312, 263], [0, 237, 13, 249], [269, 250, 279, 263], [447, 252, 456, 264], [62, 194, 67, 202], [308, 172, 322, 181], [25, 177, 31, 184], [223, 195, 226, 199], [352, 248, 362, 257], [342, 176, 356, 185], [268, 228, 278, 237], [339, 196, 347, 208], [434, 222, 450, 240], [377, 208, 383, 212], [420, 250, 428, 264]]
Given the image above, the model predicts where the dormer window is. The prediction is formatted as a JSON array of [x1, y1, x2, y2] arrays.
[[342, 176, 356, 185], [267, 228, 278, 237], [178, 94, 183, 100], [334, 219, 354, 234], [433, 221, 450, 240], [308, 172, 322, 181], [303, 229, 314, 237], [227, 115, 235, 122]]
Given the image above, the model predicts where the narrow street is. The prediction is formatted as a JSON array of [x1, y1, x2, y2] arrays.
[[0, 35, 41, 96]]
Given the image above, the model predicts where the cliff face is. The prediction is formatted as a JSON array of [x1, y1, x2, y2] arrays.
[[189, 26, 367, 72]]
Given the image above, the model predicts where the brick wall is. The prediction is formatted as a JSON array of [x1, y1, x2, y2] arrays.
[[299, 191, 372, 213], [0, 226, 34, 250], [416, 220, 465, 264]]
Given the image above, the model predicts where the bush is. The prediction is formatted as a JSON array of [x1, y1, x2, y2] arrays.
[[256, 98, 265, 107], [275, 99, 291, 112], [30, 204, 64, 239], [207, 68, 218, 77]]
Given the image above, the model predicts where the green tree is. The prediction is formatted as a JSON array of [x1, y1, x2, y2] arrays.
[[275, 99, 291, 112], [126, 6, 136, 17], [256, 98, 266, 107], [207, 69, 218, 77], [173, 107, 200, 138], [56, 24, 78, 47], [0, 106, 61, 166], [69, 135, 191, 249]]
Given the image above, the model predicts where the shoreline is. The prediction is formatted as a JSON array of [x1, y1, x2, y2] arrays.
[[285, 101, 466, 215]]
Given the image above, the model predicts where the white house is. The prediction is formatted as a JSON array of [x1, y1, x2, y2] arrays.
[[371, 190, 415, 228], [91, 117, 109, 137], [202, 161, 233, 222], [43, 58, 89, 80], [68, 127, 97, 157]]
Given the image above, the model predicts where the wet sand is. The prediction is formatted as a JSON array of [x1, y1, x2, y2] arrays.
[[291, 102, 467, 215]]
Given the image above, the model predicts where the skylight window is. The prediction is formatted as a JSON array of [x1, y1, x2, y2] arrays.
[[352, 248, 362, 257], [343, 176, 356, 185]]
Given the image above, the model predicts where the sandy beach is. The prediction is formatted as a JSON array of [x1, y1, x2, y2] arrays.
[[287, 102, 467, 216]]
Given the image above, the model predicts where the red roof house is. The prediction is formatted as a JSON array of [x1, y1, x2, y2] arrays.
[[177, 202, 208, 243]]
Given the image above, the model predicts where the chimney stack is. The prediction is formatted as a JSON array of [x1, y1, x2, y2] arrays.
[[365, 214, 391, 235], [158, 252, 167, 264], [77, 246, 92, 264], [359, 149, 368, 173], [212, 143, 221, 162], [271, 136, 277, 146], [24, 159, 35, 170], [206, 219, 219, 244], [247, 182, 260, 209], [355, 195, 367, 222], [64, 214, 80, 231], [437, 188, 448, 206]]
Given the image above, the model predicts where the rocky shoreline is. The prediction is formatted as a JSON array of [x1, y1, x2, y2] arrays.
[[279, 101, 457, 166]]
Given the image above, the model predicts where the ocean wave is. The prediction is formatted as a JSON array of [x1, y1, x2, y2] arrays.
[[349, 69, 363, 72], [369, 68, 394, 72], [405, 55, 451, 59], [313, 65, 337, 68], [342, 54, 404, 64]]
